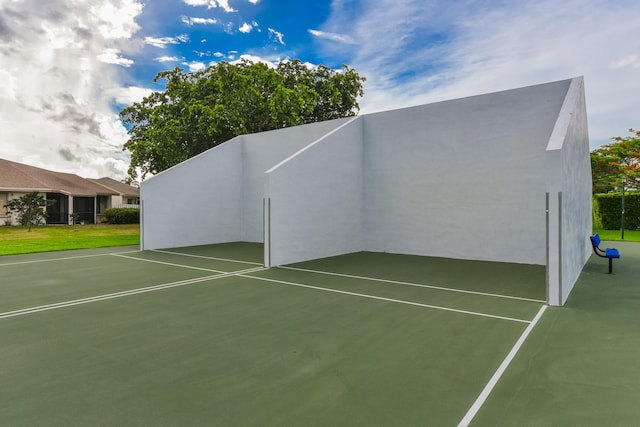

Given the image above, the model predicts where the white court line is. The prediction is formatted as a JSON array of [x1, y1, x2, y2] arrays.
[[240, 274, 531, 324], [152, 249, 263, 266], [111, 253, 228, 273], [0, 266, 265, 320], [280, 266, 545, 303], [0, 250, 141, 267], [457, 304, 548, 427]]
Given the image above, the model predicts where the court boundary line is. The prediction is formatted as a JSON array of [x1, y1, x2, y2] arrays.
[[111, 253, 229, 273], [240, 273, 532, 324], [1, 249, 539, 325], [0, 250, 141, 267], [0, 266, 265, 320], [135, 250, 545, 304], [457, 304, 548, 427], [151, 249, 262, 266], [280, 266, 546, 303]]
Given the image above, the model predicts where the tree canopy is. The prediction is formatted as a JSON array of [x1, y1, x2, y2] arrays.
[[591, 128, 640, 193], [120, 60, 366, 180]]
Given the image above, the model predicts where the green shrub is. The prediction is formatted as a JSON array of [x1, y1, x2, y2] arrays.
[[593, 192, 640, 230], [105, 208, 140, 224]]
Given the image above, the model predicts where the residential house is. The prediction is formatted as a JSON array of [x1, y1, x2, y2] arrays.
[[88, 177, 140, 222], [0, 158, 139, 225]]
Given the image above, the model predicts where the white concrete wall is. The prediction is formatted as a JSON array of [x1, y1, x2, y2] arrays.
[[264, 117, 363, 266], [241, 118, 352, 242], [140, 117, 351, 249], [546, 77, 592, 305], [362, 79, 572, 265], [141, 138, 243, 250], [140, 77, 590, 305]]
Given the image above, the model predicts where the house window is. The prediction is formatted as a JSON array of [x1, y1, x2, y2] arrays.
[[97, 196, 108, 214], [46, 193, 69, 224], [73, 197, 95, 224]]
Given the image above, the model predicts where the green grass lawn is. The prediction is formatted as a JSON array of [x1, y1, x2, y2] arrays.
[[0, 224, 139, 255], [593, 229, 640, 242]]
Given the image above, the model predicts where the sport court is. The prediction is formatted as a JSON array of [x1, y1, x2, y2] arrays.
[[0, 243, 547, 426]]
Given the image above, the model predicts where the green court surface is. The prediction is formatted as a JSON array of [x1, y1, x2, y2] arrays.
[[0, 242, 638, 426]]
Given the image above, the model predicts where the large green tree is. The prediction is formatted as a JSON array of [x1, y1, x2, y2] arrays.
[[591, 128, 640, 193], [120, 59, 366, 180]]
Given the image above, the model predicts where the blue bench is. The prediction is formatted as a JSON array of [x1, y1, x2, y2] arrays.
[[590, 233, 620, 274]]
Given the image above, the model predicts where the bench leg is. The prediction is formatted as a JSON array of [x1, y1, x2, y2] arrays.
[[609, 257, 613, 274]]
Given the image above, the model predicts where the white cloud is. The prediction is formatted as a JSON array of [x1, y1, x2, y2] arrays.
[[181, 16, 219, 26], [89, 1, 143, 40], [107, 86, 155, 106], [249, 0, 260, 4], [183, 61, 206, 72], [239, 22, 253, 33], [316, 0, 640, 148], [611, 55, 640, 70], [268, 28, 285, 45], [0, 0, 143, 180], [0, 69, 18, 100], [182, 0, 235, 13], [155, 56, 181, 63], [144, 35, 188, 48], [97, 49, 134, 67], [308, 29, 356, 44]]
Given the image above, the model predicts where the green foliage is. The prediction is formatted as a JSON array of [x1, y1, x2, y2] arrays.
[[591, 128, 640, 193], [593, 193, 640, 230], [4, 192, 52, 231], [69, 213, 81, 225], [120, 59, 366, 180], [105, 208, 140, 224]]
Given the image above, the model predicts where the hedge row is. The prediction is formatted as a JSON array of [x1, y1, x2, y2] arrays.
[[105, 208, 140, 224], [593, 193, 640, 230]]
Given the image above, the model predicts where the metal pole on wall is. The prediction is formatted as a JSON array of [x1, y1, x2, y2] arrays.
[[621, 176, 625, 240]]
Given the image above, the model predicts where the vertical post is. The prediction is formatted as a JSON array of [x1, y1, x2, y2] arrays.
[[621, 177, 625, 240], [140, 199, 144, 251], [558, 191, 563, 305], [263, 198, 271, 268], [545, 192, 550, 305]]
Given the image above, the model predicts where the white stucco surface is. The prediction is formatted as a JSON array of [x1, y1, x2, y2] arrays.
[[141, 139, 243, 250], [141, 118, 351, 250], [140, 77, 592, 305], [265, 117, 363, 266], [241, 118, 352, 242], [546, 77, 592, 305]]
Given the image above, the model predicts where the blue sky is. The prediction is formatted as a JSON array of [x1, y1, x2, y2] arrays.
[[1, 0, 639, 179]]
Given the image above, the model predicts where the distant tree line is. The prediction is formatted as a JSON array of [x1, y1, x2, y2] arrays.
[[591, 128, 640, 193]]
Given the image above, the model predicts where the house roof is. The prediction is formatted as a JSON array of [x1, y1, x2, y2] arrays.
[[89, 177, 140, 197], [0, 158, 119, 197]]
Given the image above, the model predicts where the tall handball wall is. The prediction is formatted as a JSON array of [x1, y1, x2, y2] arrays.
[[264, 117, 363, 267], [141, 139, 243, 250], [362, 80, 572, 265], [546, 77, 592, 306], [241, 118, 353, 243]]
